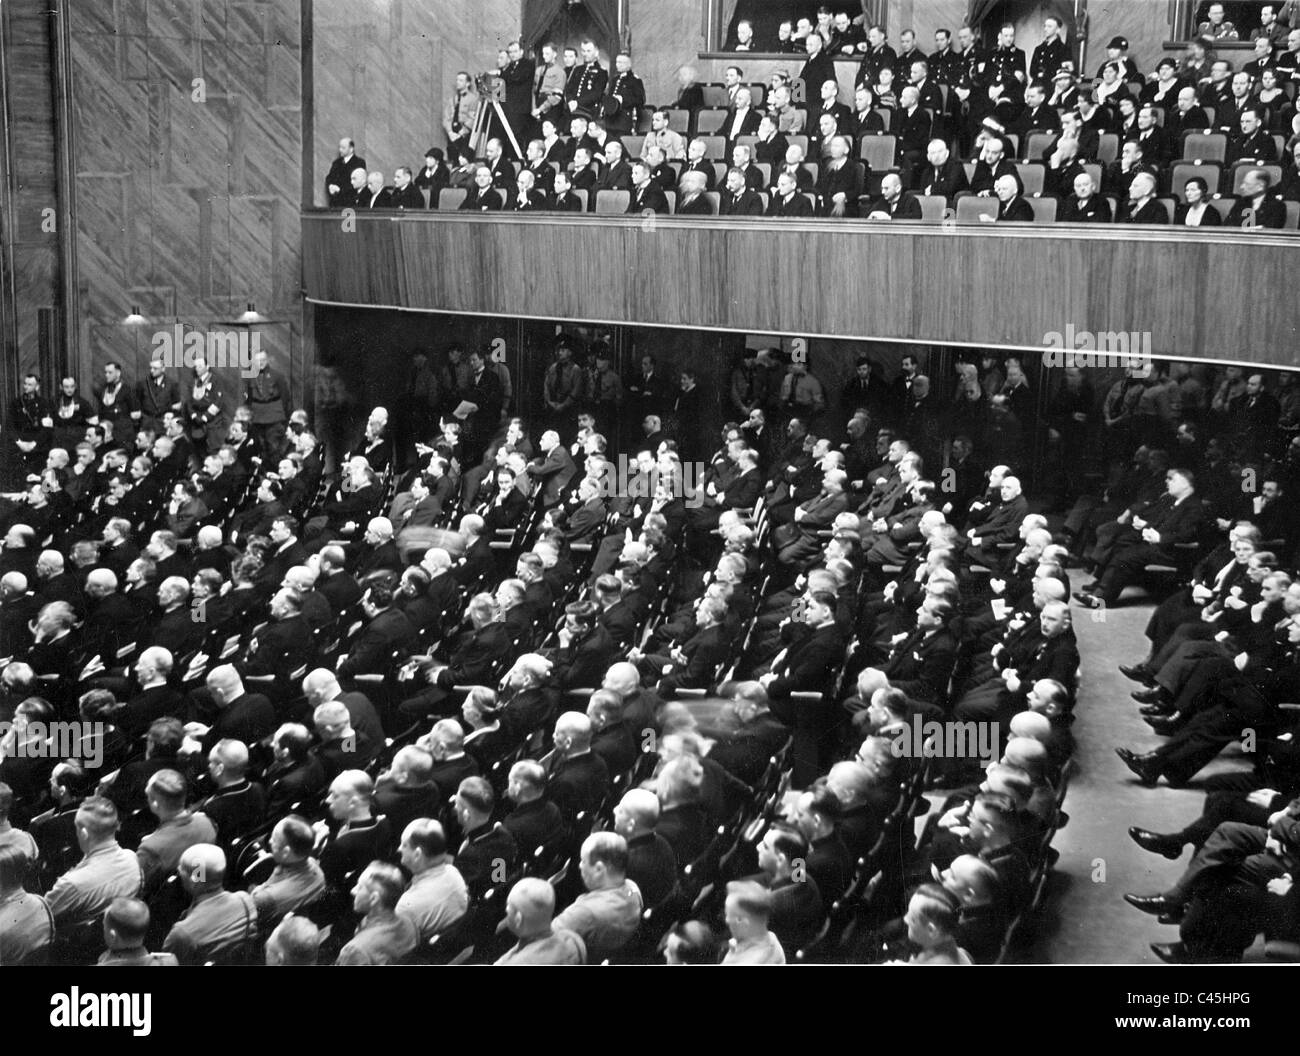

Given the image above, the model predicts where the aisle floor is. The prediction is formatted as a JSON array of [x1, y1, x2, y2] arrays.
[[1016, 597, 1252, 963]]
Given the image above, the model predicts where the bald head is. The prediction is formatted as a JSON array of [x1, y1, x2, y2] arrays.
[[602, 662, 640, 696], [206, 664, 244, 704], [1, 572, 27, 596], [554, 711, 593, 751], [302, 667, 340, 704], [615, 788, 660, 836], [284, 565, 318, 592], [85, 568, 118, 595], [1009, 710, 1053, 745], [506, 877, 557, 939], [179, 843, 226, 893]]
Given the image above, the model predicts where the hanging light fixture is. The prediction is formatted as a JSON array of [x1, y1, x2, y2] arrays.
[[123, 305, 146, 324]]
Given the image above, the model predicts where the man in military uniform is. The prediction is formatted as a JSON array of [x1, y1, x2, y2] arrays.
[[9, 374, 51, 476], [567, 39, 608, 117], [602, 52, 645, 136], [243, 348, 290, 462], [930, 27, 962, 85], [185, 357, 227, 456], [980, 22, 1028, 101], [1029, 16, 1070, 85]]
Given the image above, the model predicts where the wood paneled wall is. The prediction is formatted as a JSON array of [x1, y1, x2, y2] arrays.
[[302, 211, 1300, 370], [67, 0, 304, 409], [0, 1, 63, 389], [310, 0, 521, 208]]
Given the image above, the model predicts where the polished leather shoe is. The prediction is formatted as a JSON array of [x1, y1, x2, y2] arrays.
[[1119, 663, 1155, 685], [1116, 748, 1160, 786], [1131, 687, 1167, 704], [1129, 827, 1184, 860], [1073, 592, 1102, 608], [1124, 893, 1178, 916], [1140, 702, 1174, 716], [1151, 942, 1191, 964], [1145, 713, 1183, 735]]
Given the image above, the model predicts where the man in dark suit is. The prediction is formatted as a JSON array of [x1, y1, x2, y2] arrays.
[[718, 166, 764, 215], [336, 578, 417, 678], [498, 41, 536, 154], [766, 171, 814, 216], [197, 741, 266, 848], [1213, 71, 1255, 135], [1077, 469, 1204, 609], [526, 430, 577, 508], [1012, 82, 1061, 146], [547, 602, 619, 691], [191, 665, 276, 754], [700, 684, 791, 786], [969, 136, 1016, 195], [992, 173, 1035, 222], [880, 598, 959, 706], [1116, 172, 1168, 224], [389, 167, 425, 209], [848, 84, 886, 146], [1225, 167, 1287, 227], [239, 588, 316, 684], [400, 594, 508, 718], [325, 137, 366, 207], [759, 591, 844, 787], [865, 172, 922, 219], [360, 171, 393, 209], [1225, 108, 1280, 170], [585, 143, 622, 195], [459, 166, 503, 211], [799, 32, 838, 103], [681, 138, 717, 190], [1058, 171, 1113, 222], [814, 77, 853, 131], [506, 170, 548, 211], [1166, 86, 1210, 143], [752, 115, 789, 167], [894, 86, 933, 183], [918, 138, 968, 203], [722, 87, 762, 156], [547, 712, 610, 817], [627, 160, 670, 214]]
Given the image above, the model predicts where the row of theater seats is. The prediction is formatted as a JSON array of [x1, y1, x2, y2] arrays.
[[427, 183, 1300, 226]]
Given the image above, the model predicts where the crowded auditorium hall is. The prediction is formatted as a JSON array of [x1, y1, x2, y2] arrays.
[[0, 0, 1297, 975]]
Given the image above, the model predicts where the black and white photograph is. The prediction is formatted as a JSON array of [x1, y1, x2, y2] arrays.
[[0, 0, 1297, 1028]]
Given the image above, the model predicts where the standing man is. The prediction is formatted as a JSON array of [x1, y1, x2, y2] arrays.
[[498, 40, 536, 157], [185, 357, 227, 456], [532, 41, 567, 125], [602, 52, 646, 136], [443, 71, 480, 165], [10, 374, 50, 475], [243, 348, 290, 463], [94, 362, 136, 437], [1029, 16, 1069, 85], [568, 40, 608, 117], [324, 137, 365, 207], [135, 355, 182, 434]]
